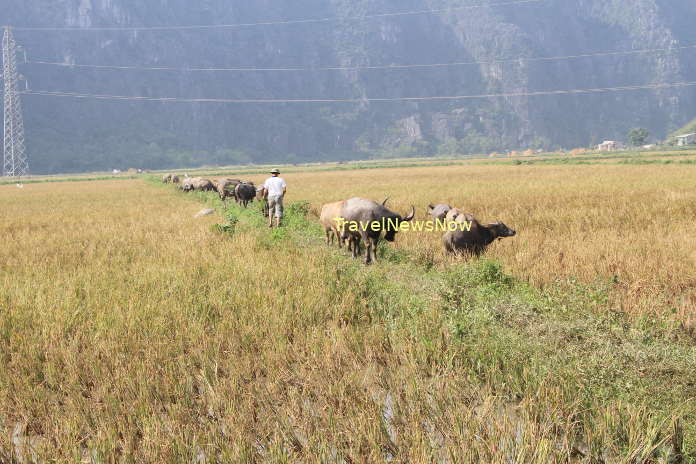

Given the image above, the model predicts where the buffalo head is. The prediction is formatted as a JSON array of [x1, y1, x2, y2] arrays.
[[384, 205, 416, 242], [490, 222, 516, 240]]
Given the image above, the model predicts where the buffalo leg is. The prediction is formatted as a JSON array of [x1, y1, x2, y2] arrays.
[[351, 236, 360, 259], [371, 238, 378, 263], [362, 233, 372, 265]]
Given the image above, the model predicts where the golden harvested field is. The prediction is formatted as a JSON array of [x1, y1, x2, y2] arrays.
[[1, 164, 695, 462], [254, 164, 696, 323]]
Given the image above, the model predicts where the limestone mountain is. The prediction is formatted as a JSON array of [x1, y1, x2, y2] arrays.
[[3, 0, 696, 173]]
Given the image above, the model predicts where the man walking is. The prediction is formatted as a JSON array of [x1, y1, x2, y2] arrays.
[[263, 168, 287, 228]]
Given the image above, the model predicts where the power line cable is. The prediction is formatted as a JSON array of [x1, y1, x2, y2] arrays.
[[10, 0, 541, 32], [21, 80, 696, 103], [26, 43, 696, 73]]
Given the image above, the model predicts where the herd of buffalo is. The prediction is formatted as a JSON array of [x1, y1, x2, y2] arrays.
[[162, 173, 516, 265], [162, 173, 265, 209], [320, 199, 516, 264]]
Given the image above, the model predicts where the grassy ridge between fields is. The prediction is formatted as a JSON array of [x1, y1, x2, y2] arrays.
[[158, 178, 696, 462]]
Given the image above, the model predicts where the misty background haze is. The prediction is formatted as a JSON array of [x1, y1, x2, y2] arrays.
[[3, 0, 696, 174]]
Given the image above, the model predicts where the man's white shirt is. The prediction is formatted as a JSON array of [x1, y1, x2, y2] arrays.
[[264, 177, 287, 197]]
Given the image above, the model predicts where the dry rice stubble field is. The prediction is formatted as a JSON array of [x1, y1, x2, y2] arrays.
[[286, 164, 696, 323], [0, 164, 694, 462]]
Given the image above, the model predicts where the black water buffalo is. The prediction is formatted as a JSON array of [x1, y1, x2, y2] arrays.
[[442, 216, 516, 257], [427, 204, 452, 221], [235, 182, 256, 207], [339, 198, 415, 264]]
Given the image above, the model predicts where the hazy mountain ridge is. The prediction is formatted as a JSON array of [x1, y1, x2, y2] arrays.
[[3, 0, 696, 173]]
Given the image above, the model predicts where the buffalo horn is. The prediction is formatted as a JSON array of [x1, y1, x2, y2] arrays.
[[404, 205, 416, 222]]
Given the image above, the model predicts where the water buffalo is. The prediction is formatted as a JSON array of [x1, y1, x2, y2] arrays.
[[162, 174, 172, 184], [195, 178, 215, 191], [256, 186, 269, 216], [180, 178, 193, 191], [235, 182, 256, 207], [339, 198, 415, 264], [171, 175, 180, 184], [320, 201, 347, 247], [454, 211, 475, 224], [442, 216, 516, 257], [428, 204, 452, 221], [445, 207, 463, 223], [215, 178, 241, 201], [181, 177, 214, 192]]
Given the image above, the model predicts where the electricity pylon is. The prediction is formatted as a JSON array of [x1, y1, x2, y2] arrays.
[[2, 27, 28, 178]]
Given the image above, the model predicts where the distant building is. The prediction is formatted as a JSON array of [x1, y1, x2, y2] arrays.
[[597, 140, 619, 151], [675, 133, 696, 146]]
